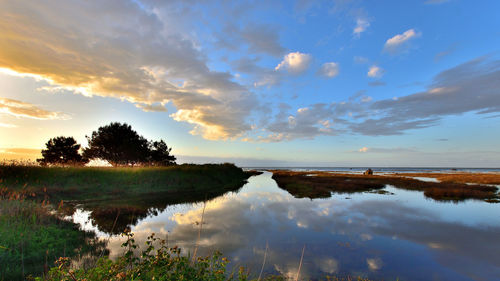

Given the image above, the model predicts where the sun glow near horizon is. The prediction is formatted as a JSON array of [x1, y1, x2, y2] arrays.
[[1, 0, 500, 167]]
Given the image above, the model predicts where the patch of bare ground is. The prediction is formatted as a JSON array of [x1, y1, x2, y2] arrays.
[[270, 170, 499, 202]]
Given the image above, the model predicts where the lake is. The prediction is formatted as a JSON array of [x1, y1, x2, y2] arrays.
[[70, 171, 500, 281]]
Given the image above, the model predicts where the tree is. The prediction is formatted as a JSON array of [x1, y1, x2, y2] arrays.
[[37, 136, 88, 166], [83, 122, 150, 166], [148, 140, 176, 166]]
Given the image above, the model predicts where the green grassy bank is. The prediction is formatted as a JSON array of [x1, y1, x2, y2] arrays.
[[0, 163, 254, 203], [0, 198, 106, 281]]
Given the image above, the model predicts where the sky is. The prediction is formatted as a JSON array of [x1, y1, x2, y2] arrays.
[[1, 0, 500, 167]]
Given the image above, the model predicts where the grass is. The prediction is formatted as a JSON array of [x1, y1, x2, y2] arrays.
[[271, 171, 385, 199], [271, 171, 499, 202], [0, 192, 106, 281], [0, 163, 256, 235], [0, 163, 254, 202], [0, 163, 258, 279], [388, 172, 500, 185]]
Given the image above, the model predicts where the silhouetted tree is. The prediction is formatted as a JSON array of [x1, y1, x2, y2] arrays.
[[37, 136, 88, 166], [83, 122, 150, 166], [148, 139, 176, 166]]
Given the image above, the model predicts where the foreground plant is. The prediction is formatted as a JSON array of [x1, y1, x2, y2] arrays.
[[40, 232, 253, 281]]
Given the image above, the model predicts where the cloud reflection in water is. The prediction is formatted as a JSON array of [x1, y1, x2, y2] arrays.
[[75, 172, 500, 281]]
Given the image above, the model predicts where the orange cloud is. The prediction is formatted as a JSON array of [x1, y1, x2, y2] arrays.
[[0, 148, 41, 161], [0, 1, 256, 140], [0, 97, 70, 120]]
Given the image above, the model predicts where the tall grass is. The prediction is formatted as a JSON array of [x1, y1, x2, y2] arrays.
[[0, 163, 252, 203], [0, 191, 106, 280]]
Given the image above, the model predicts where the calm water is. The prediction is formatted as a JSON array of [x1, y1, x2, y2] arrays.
[[71, 172, 500, 281]]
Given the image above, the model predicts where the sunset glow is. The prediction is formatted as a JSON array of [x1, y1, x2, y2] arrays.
[[1, 0, 499, 166]]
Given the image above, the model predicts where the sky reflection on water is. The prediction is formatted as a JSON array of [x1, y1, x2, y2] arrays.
[[73, 172, 500, 281]]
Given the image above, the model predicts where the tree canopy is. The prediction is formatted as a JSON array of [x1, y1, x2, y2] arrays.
[[83, 122, 176, 167], [37, 136, 88, 166], [148, 140, 176, 166]]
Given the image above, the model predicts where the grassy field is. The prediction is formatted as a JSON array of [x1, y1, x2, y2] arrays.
[[0, 163, 254, 203], [271, 171, 499, 202]]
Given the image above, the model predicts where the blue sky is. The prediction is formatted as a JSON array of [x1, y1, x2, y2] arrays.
[[1, 0, 500, 166]]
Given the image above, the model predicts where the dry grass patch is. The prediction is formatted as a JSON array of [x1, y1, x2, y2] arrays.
[[387, 172, 500, 185], [270, 171, 499, 202]]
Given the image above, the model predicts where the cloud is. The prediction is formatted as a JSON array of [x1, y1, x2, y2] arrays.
[[0, 147, 41, 160], [215, 23, 286, 58], [355, 147, 418, 153], [353, 18, 370, 37], [359, 147, 369, 152], [383, 29, 421, 54], [134, 103, 167, 112], [254, 103, 341, 142], [275, 52, 312, 74], [230, 57, 284, 87], [373, 57, 500, 117], [368, 81, 386, 87], [0, 97, 70, 120], [240, 24, 286, 57], [254, 56, 500, 140], [434, 44, 458, 62], [0, 1, 258, 140], [318, 62, 340, 78], [0, 122, 17, 128], [367, 65, 384, 78]]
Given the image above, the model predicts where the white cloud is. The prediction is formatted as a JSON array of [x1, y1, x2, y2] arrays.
[[384, 29, 421, 54], [254, 56, 500, 141], [275, 52, 312, 74], [359, 147, 369, 152], [367, 65, 384, 78], [0, 97, 70, 120], [318, 62, 340, 78], [353, 18, 370, 37]]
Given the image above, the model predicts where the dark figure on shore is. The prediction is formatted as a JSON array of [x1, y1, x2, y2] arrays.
[[364, 168, 373, 175]]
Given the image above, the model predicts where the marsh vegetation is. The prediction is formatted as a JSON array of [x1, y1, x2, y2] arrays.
[[2, 165, 499, 280], [271, 171, 499, 202], [0, 163, 255, 280]]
